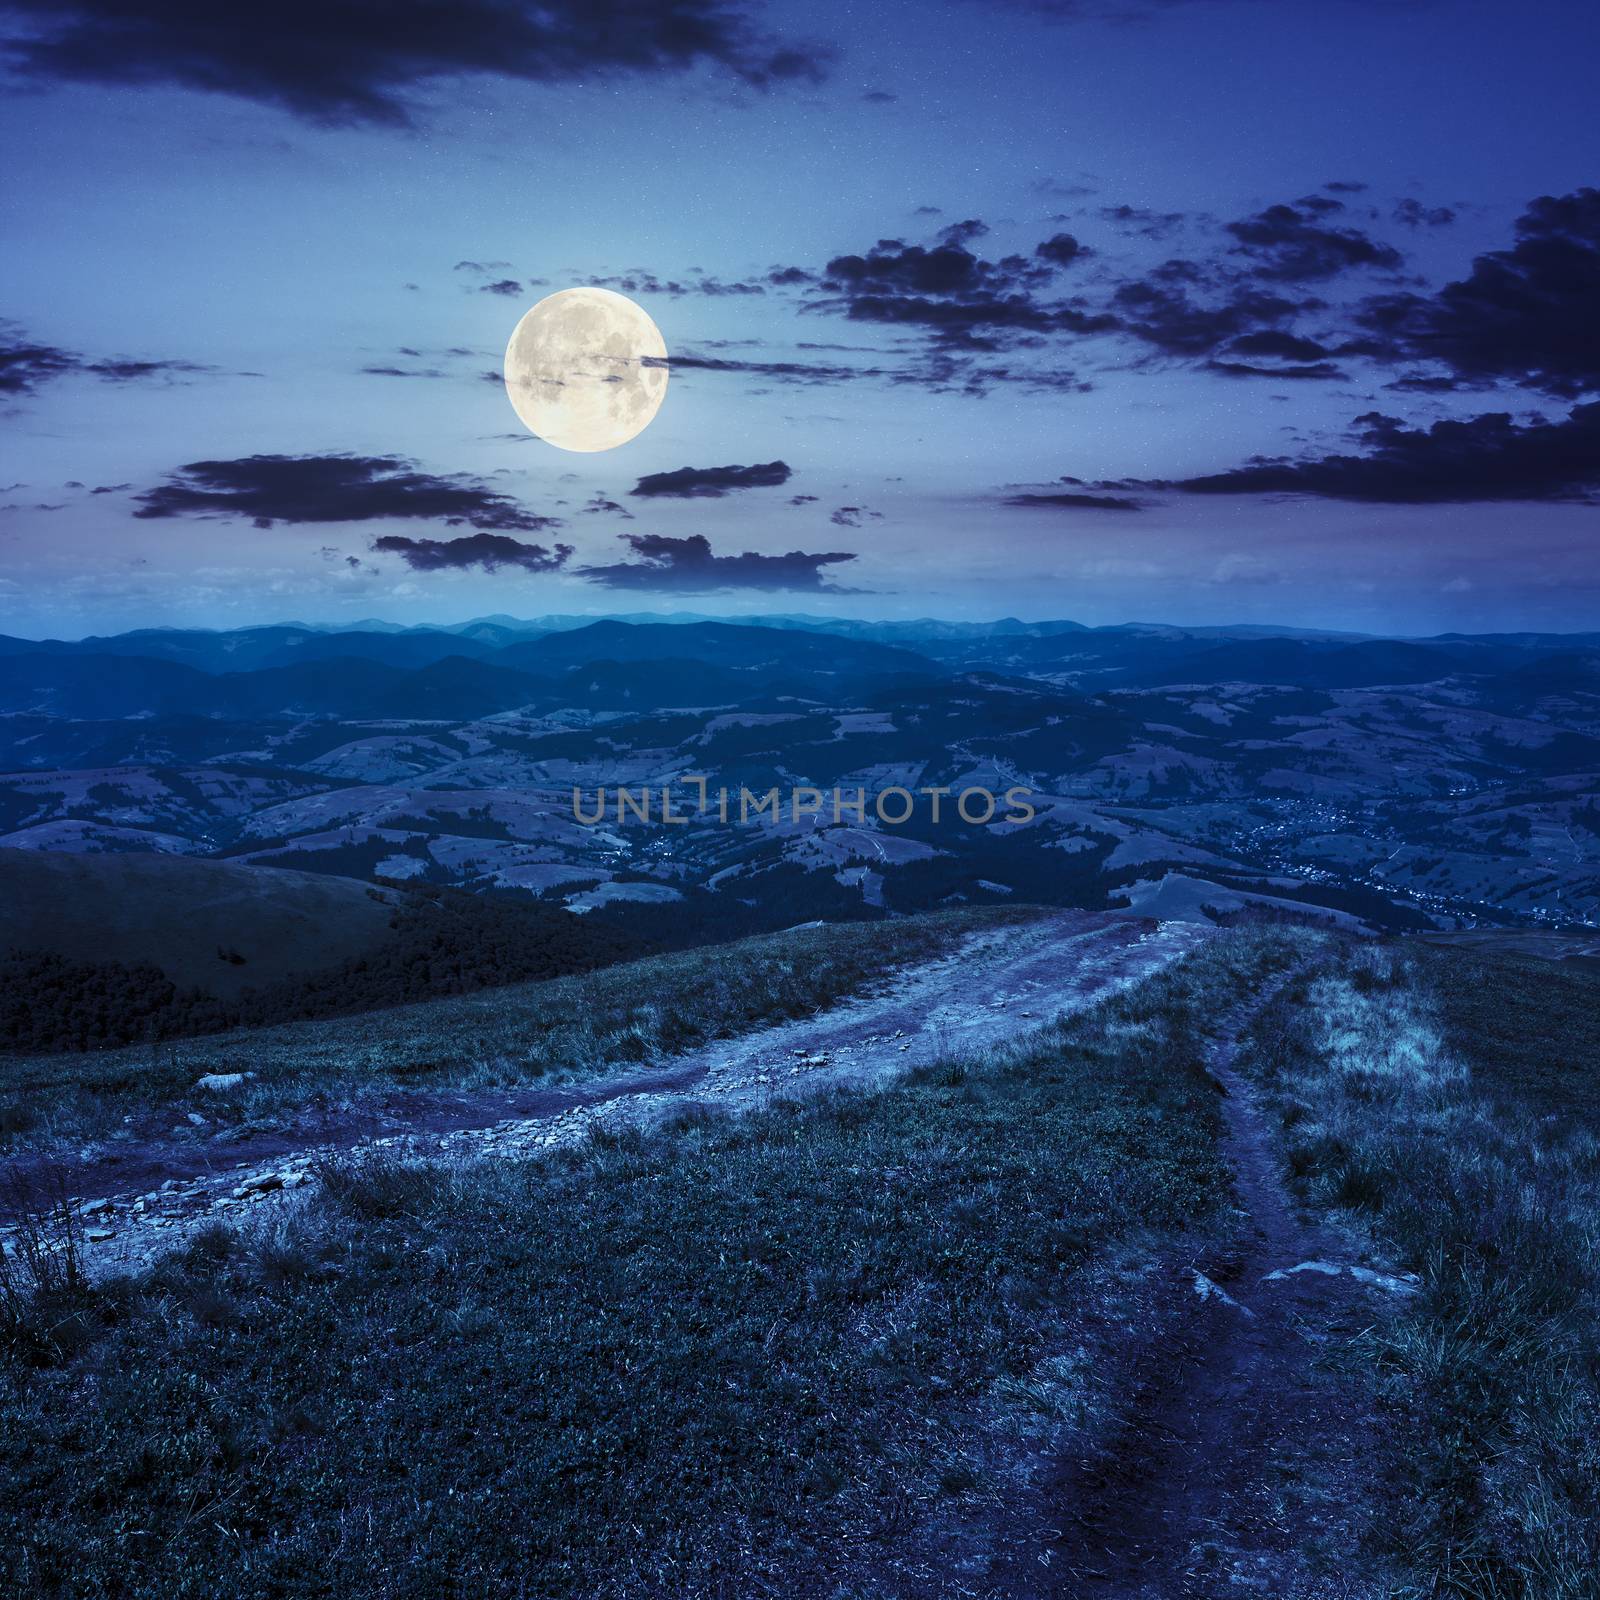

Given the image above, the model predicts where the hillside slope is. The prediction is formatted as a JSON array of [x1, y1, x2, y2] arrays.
[[0, 849, 401, 995]]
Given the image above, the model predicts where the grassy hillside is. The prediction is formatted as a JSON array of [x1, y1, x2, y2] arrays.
[[1238, 936, 1600, 1595], [0, 848, 401, 996], [0, 906, 1032, 1153], [0, 929, 1285, 1599], [0, 853, 649, 1057]]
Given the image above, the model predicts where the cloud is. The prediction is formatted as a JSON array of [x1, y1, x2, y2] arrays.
[[630, 460, 792, 498], [84, 357, 213, 382], [806, 229, 1115, 345], [134, 453, 562, 530], [646, 351, 892, 386], [1170, 403, 1600, 504], [576, 532, 859, 593], [828, 505, 884, 527], [936, 218, 990, 247], [0, 329, 77, 395], [592, 271, 766, 298], [1227, 330, 1332, 362], [0, 0, 833, 127], [1001, 490, 1144, 511], [1, 322, 210, 396], [1098, 204, 1187, 239], [1224, 199, 1403, 282], [1205, 359, 1346, 381], [480, 279, 523, 297], [1360, 187, 1600, 398], [580, 493, 632, 518], [1036, 231, 1085, 267], [1110, 271, 1301, 356], [371, 532, 572, 572], [1393, 198, 1456, 228]]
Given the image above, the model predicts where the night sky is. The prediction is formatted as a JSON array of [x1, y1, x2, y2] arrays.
[[3, 0, 1598, 638]]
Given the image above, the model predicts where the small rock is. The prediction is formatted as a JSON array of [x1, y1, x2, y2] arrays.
[[85, 1228, 115, 1242], [195, 1072, 254, 1092]]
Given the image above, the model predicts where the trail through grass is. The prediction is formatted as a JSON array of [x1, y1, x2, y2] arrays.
[[1238, 936, 1600, 1599], [0, 929, 1290, 1598]]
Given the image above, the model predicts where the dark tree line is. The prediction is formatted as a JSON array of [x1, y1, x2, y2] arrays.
[[0, 888, 649, 1055]]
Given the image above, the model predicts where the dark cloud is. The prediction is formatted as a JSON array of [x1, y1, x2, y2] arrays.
[[479, 279, 523, 297], [85, 357, 213, 382], [576, 532, 859, 593], [1225, 199, 1403, 282], [581, 493, 632, 518], [1393, 198, 1456, 228], [1110, 273, 1301, 356], [767, 266, 814, 287], [592, 271, 765, 298], [0, 329, 77, 395], [134, 453, 562, 531], [630, 461, 793, 499], [862, 88, 896, 103], [0, 1, 833, 127], [1098, 204, 1187, 239], [937, 219, 990, 247], [789, 493, 819, 505], [1002, 491, 1143, 511], [372, 532, 572, 572], [809, 231, 1116, 345], [1171, 403, 1600, 504], [1360, 188, 1600, 398], [829, 505, 884, 527], [361, 363, 447, 378], [1205, 359, 1346, 381], [646, 351, 891, 386], [1, 323, 209, 396], [1036, 232, 1084, 266], [1227, 330, 1332, 362]]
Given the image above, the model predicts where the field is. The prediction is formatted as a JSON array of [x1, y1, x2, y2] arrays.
[[3, 912, 1598, 1597], [0, 906, 1032, 1155], [0, 926, 1278, 1598]]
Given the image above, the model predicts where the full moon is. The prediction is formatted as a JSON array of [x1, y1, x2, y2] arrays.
[[503, 287, 668, 452]]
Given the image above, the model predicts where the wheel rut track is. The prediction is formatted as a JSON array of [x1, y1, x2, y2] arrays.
[[4, 911, 1213, 1280], [1018, 962, 1411, 1599]]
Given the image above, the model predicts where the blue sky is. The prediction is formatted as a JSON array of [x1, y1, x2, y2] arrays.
[[3, 0, 1598, 637]]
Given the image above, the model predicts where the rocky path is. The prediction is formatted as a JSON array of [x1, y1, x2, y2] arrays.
[[6, 911, 1213, 1280], [1035, 969, 1417, 1598]]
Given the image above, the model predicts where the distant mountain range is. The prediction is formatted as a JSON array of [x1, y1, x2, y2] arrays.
[[2, 615, 1596, 724], [1, 611, 1596, 944]]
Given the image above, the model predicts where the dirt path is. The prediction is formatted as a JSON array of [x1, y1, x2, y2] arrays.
[[7, 910, 1213, 1279], [1032, 970, 1417, 1599]]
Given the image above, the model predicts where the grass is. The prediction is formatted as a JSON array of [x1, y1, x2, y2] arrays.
[[1237, 934, 1600, 1599], [0, 905, 1030, 1155], [0, 930, 1291, 1599]]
